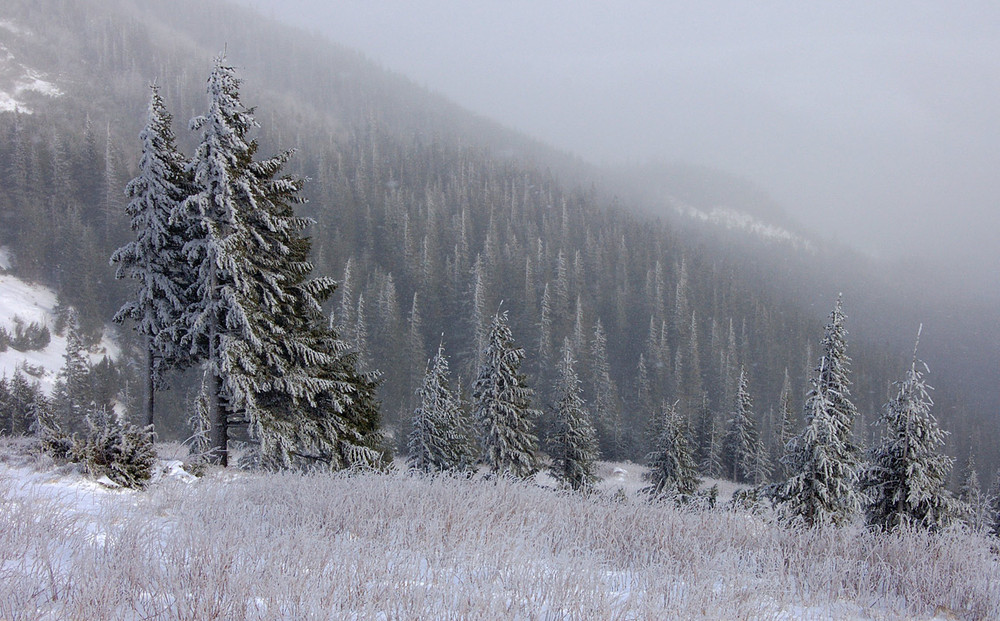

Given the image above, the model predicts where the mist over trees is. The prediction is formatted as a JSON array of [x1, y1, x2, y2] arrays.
[[0, 0, 994, 487]]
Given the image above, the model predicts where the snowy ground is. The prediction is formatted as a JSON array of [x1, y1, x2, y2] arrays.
[[1, 437, 994, 620], [0, 19, 62, 114], [0, 262, 118, 393]]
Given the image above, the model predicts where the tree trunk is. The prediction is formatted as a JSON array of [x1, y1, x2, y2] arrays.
[[208, 369, 227, 466], [146, 340, 155, 429]]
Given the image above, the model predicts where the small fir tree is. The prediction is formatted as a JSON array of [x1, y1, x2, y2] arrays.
[[408, 342, 474, 474], [644, 401, 701, 499], [773, 296, 862, 526], [77, 407, 157, 489], [473, 310, 539, 478], [589, 319, 621, 459], [860, 337, 956, 531], [722, 367, 760, 483], [958, 452, 989, 532], [52, 309, 92, 434], [547, 339, 599, 491]]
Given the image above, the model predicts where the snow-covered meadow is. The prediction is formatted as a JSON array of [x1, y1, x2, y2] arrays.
[[1, 438, 996, 620]]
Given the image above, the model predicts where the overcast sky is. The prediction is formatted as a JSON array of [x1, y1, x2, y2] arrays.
[[238, 0, 1000, 288]]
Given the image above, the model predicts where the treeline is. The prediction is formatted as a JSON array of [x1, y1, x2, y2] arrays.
[[0, 0, 991, 479]]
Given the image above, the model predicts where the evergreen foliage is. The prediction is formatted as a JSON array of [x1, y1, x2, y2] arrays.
[[547, 339, 599, 491], [773, 296, 862, 526], [473, 310, 539, 478], [860, 338, 956, 531], [644, 400, 701, 499], [722, 367, 764, 484], [0, 0, 987, 475], [110, 84, 193, 427], [408, 342, 474, 474], [9, 319, 51, 352], [589, 319, 622, 460], [76, 407, 157, 489], [0, 370, 48, 435], [958, 453, 990, 532], [52, 308, 92, 434], [166, 55, 383, 469]]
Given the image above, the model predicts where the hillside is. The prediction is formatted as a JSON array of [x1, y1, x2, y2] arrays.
[[0, 0, 993, 476], [0, 268, 118, 394]]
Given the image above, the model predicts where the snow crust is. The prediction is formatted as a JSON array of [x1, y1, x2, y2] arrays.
[[0, 272, 118, 393]]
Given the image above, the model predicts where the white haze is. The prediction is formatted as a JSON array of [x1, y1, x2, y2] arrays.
[[238, 0, 1000, 293]]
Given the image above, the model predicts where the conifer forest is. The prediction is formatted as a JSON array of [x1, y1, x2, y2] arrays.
[[1, 1, 998, 618]]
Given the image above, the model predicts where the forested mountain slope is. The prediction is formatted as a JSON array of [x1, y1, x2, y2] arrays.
[[0, 0, 992, 475]]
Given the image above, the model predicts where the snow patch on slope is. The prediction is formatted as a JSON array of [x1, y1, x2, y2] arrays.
[[0, 266, 118, 394], [0, 20, 61, 114], [0, 19, 30, 36], [676, 202, 815, 251]]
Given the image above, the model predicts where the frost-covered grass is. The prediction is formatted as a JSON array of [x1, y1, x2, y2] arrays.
[[1, 445, 997, 620]]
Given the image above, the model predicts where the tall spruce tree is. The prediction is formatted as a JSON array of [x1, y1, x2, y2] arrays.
[[173, 54, 259, 464], [175, 55, 381, 468], [408, 342, 474, 474], [860, 336, 956, 531], [548, 338, 599, 491], [111, 84, 192, 428], [473, 310, 539, 478], [644, 400, 701, 499], [773, 296, 862, 526]]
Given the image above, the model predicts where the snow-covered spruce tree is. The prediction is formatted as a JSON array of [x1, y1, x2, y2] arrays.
[[859, 339, 956, 531], [773, 296, 862, 527], [644, 400, 701, 499], [721, 367, 762, 484], [590, 319, 622, 459], [408, 342, 475, 474], [0, 370, 46, 435], [958, 452, 990, 532], [176, 56, 382, 469], [51, 308, 92, 434], [473, 310, 539, 478], [547, 338, 599, 492], [111, 84, 192, 428], [228, 139, 384, 471]]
